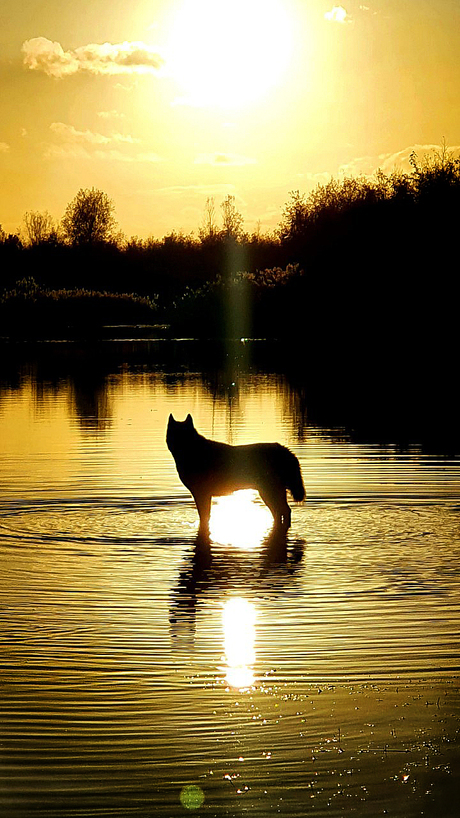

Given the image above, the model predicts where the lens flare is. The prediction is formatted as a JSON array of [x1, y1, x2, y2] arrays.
[[180, 785, 205, 810]]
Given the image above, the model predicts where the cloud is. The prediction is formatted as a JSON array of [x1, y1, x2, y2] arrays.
[[46, 120, 163, 163], [50, 122, 140, 145], [194, 153, 256, 167], [324, 6, 351, 23], [22, 38, 77, 77], [297, 170, 333, 185], [22, 37, 164, 78], [50, 122, 109, 144], [97, 110, 126, 120], [95, 150, 162, 163], [44, 143, 162, 163], [155, 183, 236, 198], [338, 143, 460, 177], [43, 144, 90, 160], [0, 141, 10, 153]]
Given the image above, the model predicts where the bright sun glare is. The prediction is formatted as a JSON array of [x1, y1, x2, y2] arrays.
[[209, 490, 273, 548], [222, 597, 256, 689], [167, 0, 292, 108]]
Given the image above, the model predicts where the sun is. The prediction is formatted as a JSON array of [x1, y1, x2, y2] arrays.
[[166, 0, 292, 108]]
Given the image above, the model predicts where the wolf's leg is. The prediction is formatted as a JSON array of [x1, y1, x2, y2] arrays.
[[193, 491, 212, 534], [283, 501, 291, 530], [259, 485, 291, 530]]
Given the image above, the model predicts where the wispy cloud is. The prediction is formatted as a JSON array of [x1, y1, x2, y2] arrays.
[[22, 37, 164, 78], [95, 150, 163, 163], [324, 6, 352, 24], [97, 110, 126, 120], [0, 141, 10, 153], [43, 144, 91, 160], [194, 152, 256, 167], [45, 122, 162, 163], [44, 143, 162, 163], [297, 170, 333, 186], [155, 183, 236, 198], [338, 143, 460, 177], [50, 121, 139, 145]]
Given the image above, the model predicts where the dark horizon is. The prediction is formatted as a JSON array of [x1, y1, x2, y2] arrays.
[[1, 149, 459, 360]]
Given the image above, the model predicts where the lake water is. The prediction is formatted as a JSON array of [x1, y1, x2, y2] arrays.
[[1, 339, 459, 817]]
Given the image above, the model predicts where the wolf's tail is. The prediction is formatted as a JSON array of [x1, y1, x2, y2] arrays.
[[281, 447, 306, 501]]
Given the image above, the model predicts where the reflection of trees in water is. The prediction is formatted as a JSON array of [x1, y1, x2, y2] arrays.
[[0, 343, 114, 431], [69, 375, 112, 431], [1, 338, 456, 450], [202, 375, 242, 444], [276, 375, 308, 442], [0, 338, 313, 441], [197, 342, 309, 443]]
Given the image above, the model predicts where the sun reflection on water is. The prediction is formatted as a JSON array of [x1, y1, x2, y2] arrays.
[[210, 490, 273, 549], [222, 597, 257, 690]]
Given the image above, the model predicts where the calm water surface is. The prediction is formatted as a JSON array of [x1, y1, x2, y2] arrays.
[[0, 340, 459, 817]]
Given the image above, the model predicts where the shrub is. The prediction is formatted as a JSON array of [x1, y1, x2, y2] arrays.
[[0, 279, 158, 337]]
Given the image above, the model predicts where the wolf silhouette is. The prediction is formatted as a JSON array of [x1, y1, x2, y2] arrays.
[[167, 413, 305, 534]]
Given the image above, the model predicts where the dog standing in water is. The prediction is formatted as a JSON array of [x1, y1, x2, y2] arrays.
[[166, 414, 305, 535]]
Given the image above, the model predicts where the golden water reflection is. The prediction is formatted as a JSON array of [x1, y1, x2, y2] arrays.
[[210, 490, 273, 549], [222, 597, 257, 690]]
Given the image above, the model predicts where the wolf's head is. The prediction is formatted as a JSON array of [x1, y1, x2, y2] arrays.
[[166, 413, 196, 453]]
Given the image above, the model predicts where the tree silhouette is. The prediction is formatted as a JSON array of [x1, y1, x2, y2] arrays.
[[409, 142, 460, 205], [61, 188, 118, 246], [220, 194, 243, 239], [23, 210, 57, 246], [199, 196, 218, 241], [278, 190, 309, 242]]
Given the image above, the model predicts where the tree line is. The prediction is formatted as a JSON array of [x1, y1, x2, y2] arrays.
[[1, 189, 253, 257], [1, 145, 459, 355]]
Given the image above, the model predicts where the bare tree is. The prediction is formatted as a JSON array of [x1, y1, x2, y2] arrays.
[[220, 194, 244, 240], [61, 187, 118, 246], [23, 210, 56, 246], [199, 196, 218, 241]]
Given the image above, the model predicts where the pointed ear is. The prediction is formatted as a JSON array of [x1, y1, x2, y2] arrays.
[[168, 413, 174, 423], [185, 414, 193, 426]]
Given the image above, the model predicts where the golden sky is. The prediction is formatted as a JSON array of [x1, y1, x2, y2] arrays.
[[1, 0, 459, 239]]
